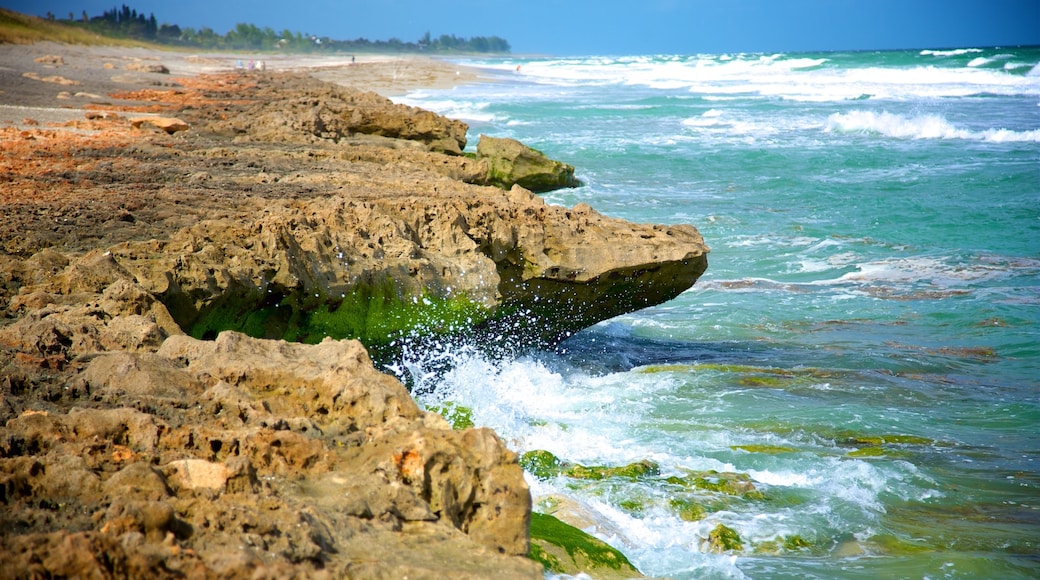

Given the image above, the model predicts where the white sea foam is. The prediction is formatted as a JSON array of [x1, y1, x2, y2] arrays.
[[394, 95, 499, 122], [482, 53, 1040, 102], [920, 48, 984, 56], [822, 256, 1008, 287], [826, 110, 1040, 142]]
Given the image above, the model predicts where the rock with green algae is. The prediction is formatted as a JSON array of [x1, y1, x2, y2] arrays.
[[520, 449, 563, 479], [707, 523, 744, 553], [520, 449, 660, 482], [529, 512, 643, 580], [731, 444, 799, 454], [666, 470, 767, 500], [424, 401, 474, 430], [670, 498, 707, 522], [477, 134, 581, 192], [754, 534, 813, 554]]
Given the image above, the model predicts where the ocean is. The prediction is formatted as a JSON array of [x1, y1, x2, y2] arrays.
[[393, 47, 1040, 579]]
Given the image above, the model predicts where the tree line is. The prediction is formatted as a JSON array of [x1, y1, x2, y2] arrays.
[[46, 5, 510, 54]]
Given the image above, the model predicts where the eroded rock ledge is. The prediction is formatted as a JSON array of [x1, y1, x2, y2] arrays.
[[0, 69, 707, 577]]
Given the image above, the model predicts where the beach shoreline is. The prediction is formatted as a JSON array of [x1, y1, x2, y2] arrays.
[[0, 41, 488, 128]]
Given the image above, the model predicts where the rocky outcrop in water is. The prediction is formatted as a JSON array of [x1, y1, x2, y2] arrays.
[[477, 135, 581, 192], [7, 175, 706, 358], [0, 63, 706, 577]]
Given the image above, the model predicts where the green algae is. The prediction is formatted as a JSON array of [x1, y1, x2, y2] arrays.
[[521, 450, 563, 479], [842, 433, 936, 446], [783, 535, 812, 551], [566, 460, 660, 481], [669, 498, 707, 522], [520, 450, 660, 482], [527, 543, 564, 575], [424, 401, 474, 430], [528, 512, 640, 578], [847, 446, 887, 458], [299, 282, 490, 347], [868, 533, 932, 555], [846, 446, 913, 460], [185, 277, 491, 362], [754, 534, 814, 554], [636, 362, 843, 380], [731, 444, 799, 454], [738, 375, 789, 388], [666, 470, 766, 500], [708, 523, 743, 553]]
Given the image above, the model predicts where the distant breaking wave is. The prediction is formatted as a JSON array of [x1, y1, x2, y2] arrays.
[[470, 52, 1040, 102], [920, 48, 984, 57], [826, 110, 1040, 143]]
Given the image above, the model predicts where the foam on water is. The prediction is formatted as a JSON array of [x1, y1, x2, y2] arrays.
[[471, 52, 1040, 102], [826, 110, 1040, 142], [394, 94, 500, 122], [920, 48, 984, 57]]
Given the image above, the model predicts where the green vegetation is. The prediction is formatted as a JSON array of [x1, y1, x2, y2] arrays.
[[669, 498, 707, 521], [24, 4, 510, 53], [731, 444, 799, 454], [0, 7, 143, 45], [754, 534, 814, 554], [424, 401, 474, 430], [528, 512, 640, 577], [520, 450, 563, 479], [185, 279, 491, 363], [519, 450, 660, 482], [708, 523, 743, 553], [665, 470, 767, 500]]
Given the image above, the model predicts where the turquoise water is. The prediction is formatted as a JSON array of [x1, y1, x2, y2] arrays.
[[394, 48, 1040, 578]]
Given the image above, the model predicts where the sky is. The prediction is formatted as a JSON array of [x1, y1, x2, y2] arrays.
[[5, 0, 1039, 55]]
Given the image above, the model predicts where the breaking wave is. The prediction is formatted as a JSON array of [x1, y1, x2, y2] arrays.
[[826, 110, 1040, 142]]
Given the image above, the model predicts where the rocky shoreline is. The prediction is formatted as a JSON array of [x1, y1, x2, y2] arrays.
[[1, 43, 707, 578]]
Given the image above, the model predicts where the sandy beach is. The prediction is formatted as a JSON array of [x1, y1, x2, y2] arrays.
[[0, 41, 485, 129]]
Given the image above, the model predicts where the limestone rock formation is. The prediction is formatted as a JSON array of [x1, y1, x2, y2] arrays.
[[201, 73, 469, 154], [0, 67, 708, 577], [1, 330, 540, 578], [6, 179, 705, 358], [477, 134, 581, 192]]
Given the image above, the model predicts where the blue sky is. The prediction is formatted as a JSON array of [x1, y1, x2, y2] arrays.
[[5, 0, 1039, 55]]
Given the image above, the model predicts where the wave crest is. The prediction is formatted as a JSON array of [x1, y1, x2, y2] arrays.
[[826, 110, 1040, 142]]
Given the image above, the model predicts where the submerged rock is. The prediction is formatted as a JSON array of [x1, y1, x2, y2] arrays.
[[529, 512, 643, 579], [520, 449, 660, 481], [707, 523, 744, 553]]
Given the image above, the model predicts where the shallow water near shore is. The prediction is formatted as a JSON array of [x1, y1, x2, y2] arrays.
[[394, 48, 1040, 579]]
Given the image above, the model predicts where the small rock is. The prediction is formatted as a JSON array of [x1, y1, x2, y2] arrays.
[[130, 116, 189, 134], [166, 459, 231, 492], [84, 111, 121, 120], [126, 61, 170, 74], [477, 134, 581, 192], [34, 55, 64, 66]]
